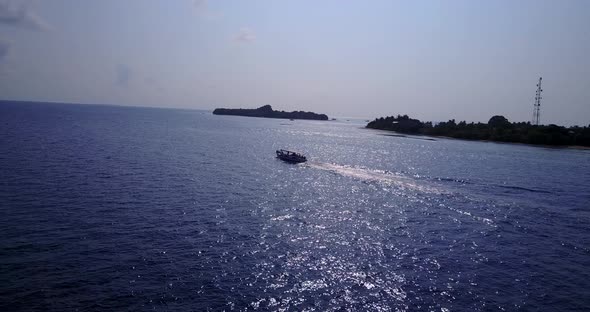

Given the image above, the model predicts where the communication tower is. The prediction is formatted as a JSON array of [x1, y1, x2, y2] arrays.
[[532, 77, 542, 125]]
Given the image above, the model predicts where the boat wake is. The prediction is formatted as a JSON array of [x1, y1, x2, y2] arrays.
[[305, 162, 446, 195], [305, 162, 497, 227]]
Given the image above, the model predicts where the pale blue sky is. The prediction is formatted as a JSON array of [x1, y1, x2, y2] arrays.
[[0, 0, 588, 125]]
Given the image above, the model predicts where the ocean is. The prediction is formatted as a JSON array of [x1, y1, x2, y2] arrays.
[[1, 101, 589, 311]]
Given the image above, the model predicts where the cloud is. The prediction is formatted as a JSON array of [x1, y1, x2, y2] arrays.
[[0, 39, 9, 61], [0, 0, 50, 31], [115, 64, 132, 87], [234, 27, 256, 43], [192, 0, 221, 20], [193, 0, 207, 10]]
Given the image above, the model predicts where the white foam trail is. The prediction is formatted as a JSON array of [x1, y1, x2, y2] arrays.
[[305, 162, 445, 194], [306, 162, 496, 227]]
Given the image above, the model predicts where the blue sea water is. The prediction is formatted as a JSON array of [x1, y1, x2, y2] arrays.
[[1, 101, 589, 311]]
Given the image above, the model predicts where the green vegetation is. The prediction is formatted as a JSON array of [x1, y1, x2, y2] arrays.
[[213, 105, 329, 120], [366, 115, 590, 147]]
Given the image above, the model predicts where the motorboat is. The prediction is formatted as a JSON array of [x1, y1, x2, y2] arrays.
[[276, 149, 307, 163]]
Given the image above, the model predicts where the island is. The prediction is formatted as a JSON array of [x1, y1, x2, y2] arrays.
[[213, 105, 328, 121], [366, 114, 590, 147]]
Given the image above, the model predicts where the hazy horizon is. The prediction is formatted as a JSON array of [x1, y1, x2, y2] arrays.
[[1, 0, 589, 125]]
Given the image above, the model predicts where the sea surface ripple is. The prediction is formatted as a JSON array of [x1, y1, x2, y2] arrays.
[[1, 101, 589, 311]]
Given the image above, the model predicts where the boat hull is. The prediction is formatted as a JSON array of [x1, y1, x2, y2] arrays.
[[276, 150, 307, 163]]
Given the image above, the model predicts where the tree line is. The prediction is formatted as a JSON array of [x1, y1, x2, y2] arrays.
[[366, 115, 590, 147]]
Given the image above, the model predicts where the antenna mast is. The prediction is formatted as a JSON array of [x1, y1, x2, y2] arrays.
[[532, 77, 542, 125]]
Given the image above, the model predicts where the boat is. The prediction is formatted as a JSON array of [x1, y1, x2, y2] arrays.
[[276, 149, 307, 163]]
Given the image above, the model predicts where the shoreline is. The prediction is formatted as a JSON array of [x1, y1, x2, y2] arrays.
[[368, 128, 590, 150]]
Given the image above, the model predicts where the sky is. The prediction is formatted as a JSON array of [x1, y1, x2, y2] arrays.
[[0, 0, 588, 125]]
